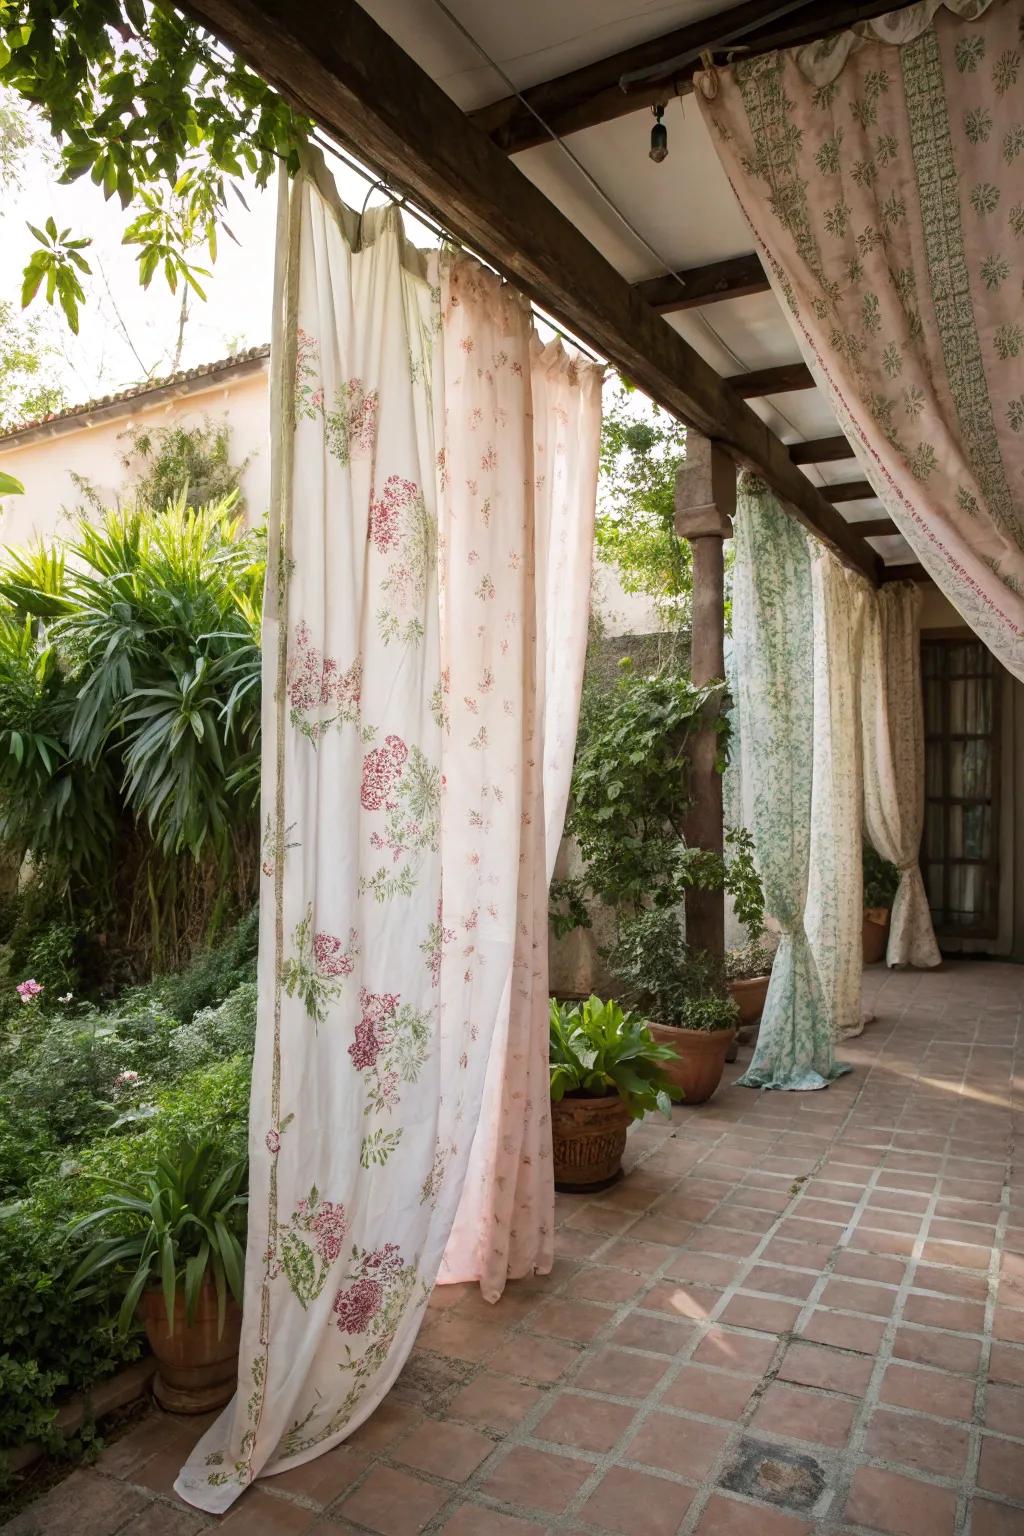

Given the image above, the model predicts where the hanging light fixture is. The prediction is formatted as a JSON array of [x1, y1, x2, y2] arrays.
[[649, 103, 668, 163]]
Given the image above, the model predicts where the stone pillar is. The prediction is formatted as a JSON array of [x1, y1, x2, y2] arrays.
[[675, 435, 735, 960]]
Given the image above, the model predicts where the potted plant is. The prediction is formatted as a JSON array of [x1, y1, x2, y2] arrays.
[[69, 1140, 248, 1413], [725, 938, 776, 1027], [549, 995, 680, 1190], [608, 908, 739, 1105], [863, 843, 899, 964], [719, 826, 772, 1028]]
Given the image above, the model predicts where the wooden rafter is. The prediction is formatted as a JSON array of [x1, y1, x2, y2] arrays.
[[823, 480, 877, 504], [725, 362, 814, 397], [880, 562, 928, 582], [789, 435, 856, 464], [633, 253, 768, 313], [851, 517, 898, 537], [470, 0, 905, 154], [176, 0, 880, 583]]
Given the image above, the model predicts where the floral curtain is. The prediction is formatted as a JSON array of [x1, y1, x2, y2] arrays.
[[176, 156, 601, 1514], [696, 0, 1024, 683], [732, 474, 850, 1090], [806, 555, 869, 1037], [862, 583, 942, 966]]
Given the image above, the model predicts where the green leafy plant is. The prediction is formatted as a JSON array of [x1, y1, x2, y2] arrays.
[[864, 842, 900, 909], [69, 1140, 248, 1336], [549, 995, 681, 1119], [564, 663, 728, 920], [20, 217, 92, 334], [120, 418, 253, 514], [724, 938, 775, 983], [2, 1, 308, 325], [608, 908, 739, 1033]]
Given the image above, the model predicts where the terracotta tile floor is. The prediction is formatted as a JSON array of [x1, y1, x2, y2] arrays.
[[7, 962, 1023, 1536]]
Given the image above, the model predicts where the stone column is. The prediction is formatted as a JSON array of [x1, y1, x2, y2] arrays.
[[675, 435, 735, 960]]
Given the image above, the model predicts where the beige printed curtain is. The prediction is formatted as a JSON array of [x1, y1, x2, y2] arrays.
[[696, 0, 1024, 682], [176, 155, 601, 1514]]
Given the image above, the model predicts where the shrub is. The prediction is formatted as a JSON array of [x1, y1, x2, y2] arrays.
[[608, 907, 739, 1033], [0, 1052, 252, 1460]]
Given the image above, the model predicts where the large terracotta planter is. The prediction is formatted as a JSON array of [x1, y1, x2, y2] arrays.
[[728, 975, 770, 1027], [648, 1022, 735, 1105], [862, 907, 891, 965], [551, 1093, 631, 1191], [139, 1279, 242, 1414]]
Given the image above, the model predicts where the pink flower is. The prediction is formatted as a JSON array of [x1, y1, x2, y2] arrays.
[[360, 739, 407, 811], [359, 989, 399, 1027], [363, 1242, 403, 1276], [312, 1200, 348, 1263], [349, 1018, 383, 1070], [369, 475, 418, 552], [314, 931, 355, 977], [113, 1069, 141, 1091], [16, 979, 42, 1003], [333, 1277, 383, 1334], [265, 1129, 281, 1154]]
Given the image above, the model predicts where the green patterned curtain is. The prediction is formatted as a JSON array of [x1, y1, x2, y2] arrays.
[[696, 0, 1024, 682], [732, 475, 850, 1091]]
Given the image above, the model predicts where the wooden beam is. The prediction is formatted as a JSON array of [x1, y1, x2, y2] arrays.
[[789, 434, 855, 465], [175, 0, 878, 584], [880, 562, 929, 583], [470, 0, 905, 154], [823, 480, 876, 504], [725, 362, 814, 398], [633, 253, 768, 313], [852, 517, 898, 538]]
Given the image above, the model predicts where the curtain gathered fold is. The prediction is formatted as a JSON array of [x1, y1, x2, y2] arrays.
[[732, 474, 850, 1091], [806, 555, 869, 1037], [862, 584, 942, 968], [176, 156, 601, 1514], [695, 1, 1024, 682]]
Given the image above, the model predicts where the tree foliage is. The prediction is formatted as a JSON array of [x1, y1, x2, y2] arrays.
[[0, 298, 65, 427], [0, 1, 308, 321], [596, 382, 691, 628]]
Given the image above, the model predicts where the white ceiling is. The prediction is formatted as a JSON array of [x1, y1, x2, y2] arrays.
[[360, 0, 912, 566]]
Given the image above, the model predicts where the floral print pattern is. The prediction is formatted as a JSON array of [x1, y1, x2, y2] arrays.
[[698, 2, 1024, 682], [175, 170, 601, 1516], [732, 477, 851, 1091]]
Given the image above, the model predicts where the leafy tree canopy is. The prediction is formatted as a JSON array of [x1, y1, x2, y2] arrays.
[[0, 297, 64, 427], [0, 1, 308, 329], [596, 381, 691, 629]]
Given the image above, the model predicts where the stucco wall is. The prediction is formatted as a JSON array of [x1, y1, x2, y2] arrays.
[[0, 363, 270, 549]]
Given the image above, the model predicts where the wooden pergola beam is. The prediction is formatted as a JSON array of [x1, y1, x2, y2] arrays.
[[725, 362, 814, 398], [470, 0, 904, 154], [789, 434, 856, 464], [176, 0, 880, 584], [852, 517, 899, 538], [880, 562, 928, 583], [633, 253, 769, 313], [823, 480, 877, 504]]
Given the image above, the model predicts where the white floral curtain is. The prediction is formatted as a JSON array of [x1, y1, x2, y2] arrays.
[[696, 0, 1024, 682], [862, 583, 942, 967], [732, 474, 849, 1090], [176, 156, 601, 1514], [806, 555, 869, 1036]]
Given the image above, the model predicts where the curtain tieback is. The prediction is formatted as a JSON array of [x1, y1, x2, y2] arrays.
[[897, 859, 919, 874]]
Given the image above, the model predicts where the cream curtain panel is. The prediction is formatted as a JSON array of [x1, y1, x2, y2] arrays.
[[696, 0, 1024, 682], [733, 474, 850, 1090], [806, 556, 869, 1037], [862, 584, 942, 967], [177, 158, 601, 1514]]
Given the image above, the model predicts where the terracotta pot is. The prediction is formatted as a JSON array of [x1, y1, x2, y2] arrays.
[[138, 1279, 242, 1414], [648, 1022, 736, 1106], [862, 907, 891, 965], [728, 974, 770, 1027], [551, 1093, 631, 1191]]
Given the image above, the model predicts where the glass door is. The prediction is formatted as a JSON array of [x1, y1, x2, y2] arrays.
[[921, 638, 1001, 939]]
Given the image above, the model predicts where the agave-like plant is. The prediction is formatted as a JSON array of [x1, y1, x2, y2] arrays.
[[68, 1140, 248, 1336], [0, 495, 264, 884], [549, 995, 681, 1119]]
